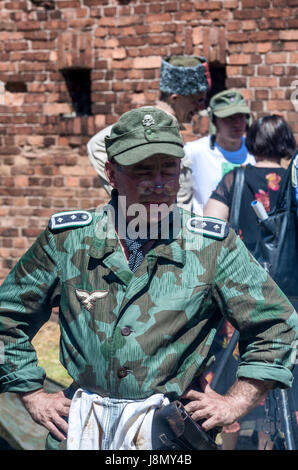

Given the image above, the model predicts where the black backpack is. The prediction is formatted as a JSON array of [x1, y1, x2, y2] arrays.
[[252, 151, 298, 310], [229, 153, 298, 309]]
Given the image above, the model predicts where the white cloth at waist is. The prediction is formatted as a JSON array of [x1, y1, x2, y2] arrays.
[[66, 389, 169, 450]]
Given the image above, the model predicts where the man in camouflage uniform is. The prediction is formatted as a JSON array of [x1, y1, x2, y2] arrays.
[[0, 107, 297, 450]]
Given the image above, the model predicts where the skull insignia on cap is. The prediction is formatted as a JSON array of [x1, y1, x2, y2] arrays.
[[142, 114, 155, 127]]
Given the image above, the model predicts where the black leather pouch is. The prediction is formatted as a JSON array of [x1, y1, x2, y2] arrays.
[[151, 400, 218, 451]]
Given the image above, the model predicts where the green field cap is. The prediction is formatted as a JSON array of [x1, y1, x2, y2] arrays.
[[105, 107, 185, 166], [210, 89, 250, 118]]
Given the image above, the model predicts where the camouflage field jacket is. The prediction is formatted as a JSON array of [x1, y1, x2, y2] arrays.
[[0, 207, 297, 399]]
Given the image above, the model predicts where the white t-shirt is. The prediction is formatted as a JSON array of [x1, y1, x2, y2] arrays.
[[184, 135, 255, 214]]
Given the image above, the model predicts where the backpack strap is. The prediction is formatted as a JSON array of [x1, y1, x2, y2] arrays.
[[229, 166, 245, 233], [274, 150, 298, 212]]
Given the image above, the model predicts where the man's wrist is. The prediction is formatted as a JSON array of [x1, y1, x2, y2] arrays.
[[19, 388, 44, 401], [225, 378, 275, 417]]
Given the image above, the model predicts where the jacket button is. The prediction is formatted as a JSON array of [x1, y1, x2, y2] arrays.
[[118, 367, 128, 378], [121, 326, 131, 336]]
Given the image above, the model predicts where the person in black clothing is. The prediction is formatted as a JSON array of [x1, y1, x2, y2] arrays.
[[204, 115, 296, 254], [203, 115, 297, 450]]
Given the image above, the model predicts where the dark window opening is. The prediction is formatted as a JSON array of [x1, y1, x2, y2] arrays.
[[31, 0, 55, 9], [5, 81, 27, 93], [206, 64, 226, 106], [61, 68, 92, 117]]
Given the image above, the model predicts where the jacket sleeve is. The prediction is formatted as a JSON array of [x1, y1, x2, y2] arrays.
[[212, 229, 298, 388], [0, 228, 61, 393]]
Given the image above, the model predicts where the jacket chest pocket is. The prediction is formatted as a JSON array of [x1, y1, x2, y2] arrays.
[[62, 280, 121, 324], [149, 283, 210, 314]]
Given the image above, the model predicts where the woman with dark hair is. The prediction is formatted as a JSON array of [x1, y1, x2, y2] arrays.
[[204, 115, 297, 254], [203, 115, 297, 450]]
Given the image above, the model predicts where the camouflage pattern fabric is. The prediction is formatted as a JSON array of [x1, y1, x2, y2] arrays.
[[0, 206, 297, 400]]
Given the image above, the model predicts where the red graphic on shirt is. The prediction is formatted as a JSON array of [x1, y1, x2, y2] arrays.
[[255, 172, 281, 213], [255, 189, 270, 212], [266, 172, 281, 191]]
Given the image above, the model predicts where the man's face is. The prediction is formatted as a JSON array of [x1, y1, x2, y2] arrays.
[[215, 113, 247, 142], [106, 154, 181, 225], [171, 92, 207, 123]]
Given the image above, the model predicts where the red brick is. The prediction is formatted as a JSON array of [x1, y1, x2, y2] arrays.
[[249, 77, 278, 87], [255, 89, 269, 99], [15, 21, 41, 31], [279, 30, 298, 40], [226, 77, 248, 88], [148, 34, 174, 45], [228, 54, 250, 65], [242, 65, 255, 76], [266, 52, 288, 64], [146, 13, 172, 23], [251, 31, 279, 42], [228, 32, 250, 42], [226, 65, 241, 76], [258, 65, 272, 75], [234, 9, 263, 19], [263, 8, 291, 17], [242, 0, 256, 6], [289, 52, 298, 63], [117, 15, 143, 26], [22, 228, 42, 238], [164, 2, 179, 12], [5, 41, 29, 52], [273, 65, 286, 75], [111, 58, 133, 69], [0, 228, 19, 237], [251, 101, 264, 112], [256, 0, 271, 6], [267, 100, 294, 111], [194, 1, 222, 9], [271, 90, 286, 100], [288, 18, 298, 28]]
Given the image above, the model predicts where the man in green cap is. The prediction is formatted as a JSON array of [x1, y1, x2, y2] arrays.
[[0, 107, 297, 451], [184, 89, 255, 215], [88, 56, 211, 211]]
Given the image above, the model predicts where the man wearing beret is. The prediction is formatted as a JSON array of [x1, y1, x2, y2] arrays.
[[0, 107, 297, 450], [87, 56, 211, 211]]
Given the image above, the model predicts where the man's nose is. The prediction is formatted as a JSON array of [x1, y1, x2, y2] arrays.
[[151, 173, 164, 193], [196, 99, 206, 111], [232, 115, 245, 124]]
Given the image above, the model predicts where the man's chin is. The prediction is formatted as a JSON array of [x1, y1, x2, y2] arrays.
[[124, 201, 179, 239], [142, 202, 175, 221], [185, 114, 194, 124], [231, 129, 245, 138]]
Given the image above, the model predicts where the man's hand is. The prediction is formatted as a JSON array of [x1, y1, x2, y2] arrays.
[[19, 388, 71, 441], [182, 384, 239, 431], [182, 378, 275, 431]]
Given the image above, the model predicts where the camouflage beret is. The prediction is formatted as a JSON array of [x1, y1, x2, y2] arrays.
[[159, 56, 211, 96]]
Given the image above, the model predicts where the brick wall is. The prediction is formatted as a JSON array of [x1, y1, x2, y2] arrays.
[[0, 0, 297, 282]]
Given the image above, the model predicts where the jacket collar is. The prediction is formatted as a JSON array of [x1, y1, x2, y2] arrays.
[[89, 199, 186, 267]]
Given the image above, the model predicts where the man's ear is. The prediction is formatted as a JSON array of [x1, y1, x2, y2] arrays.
[[168, 93, 179, 106], [104, 160, 117, 188]]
